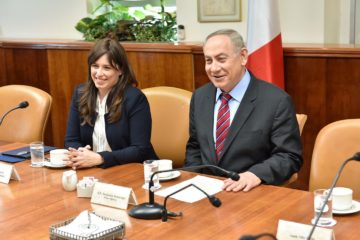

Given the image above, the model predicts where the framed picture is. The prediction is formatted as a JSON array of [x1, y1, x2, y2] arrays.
[[197, 0, 242, 22]]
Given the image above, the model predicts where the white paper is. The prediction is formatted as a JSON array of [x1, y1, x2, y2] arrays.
[[0, 162, 20, 184], [10, 166, 20, 181], [277, 219, 334, 240], [155, 175, 223, 203], [91, 182, 137, 209]]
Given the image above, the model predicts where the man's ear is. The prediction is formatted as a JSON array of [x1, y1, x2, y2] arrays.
[[240, 48, 248, 66]]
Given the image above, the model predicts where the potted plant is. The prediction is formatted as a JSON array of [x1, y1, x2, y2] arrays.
[[75, 0, 177, 42]]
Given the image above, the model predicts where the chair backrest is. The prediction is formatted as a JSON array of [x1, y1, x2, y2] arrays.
[[296, 113, 307, 135], [142, 86, 192, 168], [309, 119, 360, 199], [0, 85, 52, 143], [282, 114, 308, 187]]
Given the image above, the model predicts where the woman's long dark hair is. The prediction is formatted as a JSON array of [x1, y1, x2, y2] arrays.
[[78, 38, 138, 126]]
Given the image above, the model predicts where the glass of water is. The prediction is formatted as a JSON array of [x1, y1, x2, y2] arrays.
[[143, 160, 160, 190], [30, 141, 44, 167], [312, 189, 337, 226]]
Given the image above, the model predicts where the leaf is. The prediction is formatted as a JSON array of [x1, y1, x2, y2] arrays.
[[75, 17, 93, 33], [133, 10, 146, 20], [112, 5, 129, 13], [143, 4, 154, 11]]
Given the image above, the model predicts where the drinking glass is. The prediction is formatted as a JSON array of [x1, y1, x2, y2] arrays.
[[312, 189, 336, 226], [30, 141, 44, 167], [143, 160, 160, 190]]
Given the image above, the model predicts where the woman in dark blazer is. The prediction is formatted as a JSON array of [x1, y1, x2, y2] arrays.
[[65, 38, 157, 169]]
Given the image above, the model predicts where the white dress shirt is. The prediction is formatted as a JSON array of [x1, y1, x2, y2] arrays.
[[92, 93, 112, 152], [213, 70, 251, 142]]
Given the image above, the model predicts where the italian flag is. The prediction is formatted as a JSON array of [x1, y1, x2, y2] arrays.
[[246, 0, 284, 89]]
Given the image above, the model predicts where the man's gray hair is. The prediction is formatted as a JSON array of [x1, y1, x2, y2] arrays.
[[205, 29, 246, 54]]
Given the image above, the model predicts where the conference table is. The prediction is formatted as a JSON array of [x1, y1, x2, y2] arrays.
[[0, 142, 359, 240]]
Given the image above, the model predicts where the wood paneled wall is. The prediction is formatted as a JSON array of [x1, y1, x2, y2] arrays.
[[283, 45, 360, 189], [1, 39, 360, 190]]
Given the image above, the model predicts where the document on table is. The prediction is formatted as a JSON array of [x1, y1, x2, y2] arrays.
[[155, 175, 223, 203]]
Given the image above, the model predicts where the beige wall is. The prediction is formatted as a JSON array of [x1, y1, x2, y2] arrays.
[[324, 0, 352, 44], [0, 0, 86, 39], [279, 0, 325, 43], [177, 0, 326, 43], [176, 0, 248, 42], [0, 0, 353, 43]]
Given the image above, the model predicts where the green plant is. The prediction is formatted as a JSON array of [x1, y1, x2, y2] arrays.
[[130, 3, 177, 42], [76, 1, 132, 41], [130, 0, 177, 42], [75, 0, 177, 42]]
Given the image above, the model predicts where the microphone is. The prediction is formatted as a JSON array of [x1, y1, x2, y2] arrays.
[[181, 164, 240, 181], [18, 101, 29, 108], [239, 233, 277, 240], [0, 101, 29, 126], [161, 183, 221, 222], [128, 164, 240, 219], [306, 152, 360, 240]]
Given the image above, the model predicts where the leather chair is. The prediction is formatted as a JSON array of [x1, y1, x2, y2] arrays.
[[142, 86, 192, 168], [282, 114, 308, 186], [309, 119, 360, 199], [0, 85, 52, 143], [296, 114, 307, 135]]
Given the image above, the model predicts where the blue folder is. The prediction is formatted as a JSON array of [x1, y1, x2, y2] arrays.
[[0, 154, 27, 163], [1, 146, 57, 159]]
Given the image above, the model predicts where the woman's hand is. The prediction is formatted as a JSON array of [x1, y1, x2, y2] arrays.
[[67, 145, 104, 169]]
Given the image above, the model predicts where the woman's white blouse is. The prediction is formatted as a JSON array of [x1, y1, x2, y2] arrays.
[[92, 94, 112, 152]]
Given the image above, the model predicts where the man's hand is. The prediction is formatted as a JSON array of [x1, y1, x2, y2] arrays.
[[222, 171, 261, 192]]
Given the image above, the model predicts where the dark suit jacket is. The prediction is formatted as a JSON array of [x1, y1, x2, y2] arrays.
[[185, 74, 303, 185], [65, 84, 158, 168]]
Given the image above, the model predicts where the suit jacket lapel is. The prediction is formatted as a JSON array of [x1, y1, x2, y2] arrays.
[[219, 76, 258, 161], [203, 86, 218, 164]]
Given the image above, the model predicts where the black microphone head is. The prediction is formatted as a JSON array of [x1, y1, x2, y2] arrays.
[[228, 171, 240, 181], [351, 152, 360, 161], [18, 101, 29, 109], [239, 236, 256, 240], [239, 233, 277, 240], [209, 196, 222, 207]]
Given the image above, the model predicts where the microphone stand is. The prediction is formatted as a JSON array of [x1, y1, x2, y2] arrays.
[[161, 183, 221, 222], [306, 152, 360, 240], [128, 164, 240, 219], [0, 101, 29, 126]]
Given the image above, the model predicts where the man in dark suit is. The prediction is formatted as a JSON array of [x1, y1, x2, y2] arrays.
[[185, 29, 303, 192]]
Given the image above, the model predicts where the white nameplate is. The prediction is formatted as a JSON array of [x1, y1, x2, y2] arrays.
[[0, 162, 21, 184], [91, 182, 138, 209], [277, 220, 335, 240]]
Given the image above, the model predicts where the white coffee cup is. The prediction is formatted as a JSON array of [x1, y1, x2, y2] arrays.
[[50, 149, 69, 165], [157, 159, 173, 178], [332, 187, 353, 211]]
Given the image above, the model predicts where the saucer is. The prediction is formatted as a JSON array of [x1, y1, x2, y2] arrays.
[[142, 183, 161, 190], [43, 161, 67, 169], [159, 171, 181, 181], [333, 200, 360, 215], [311, 218, 337, 227]]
